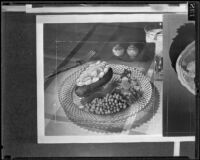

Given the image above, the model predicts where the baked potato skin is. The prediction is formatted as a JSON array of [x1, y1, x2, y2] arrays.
[[75, 68, 113, 97]]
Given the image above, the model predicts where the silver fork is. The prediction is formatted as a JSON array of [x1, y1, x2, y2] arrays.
[[45, 50, 97, 81]]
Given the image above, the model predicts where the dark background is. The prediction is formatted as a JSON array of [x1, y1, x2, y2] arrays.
[[2, 12, 195, 158]]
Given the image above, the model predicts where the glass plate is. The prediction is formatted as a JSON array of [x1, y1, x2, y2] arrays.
[[58, 62, 152, 127]]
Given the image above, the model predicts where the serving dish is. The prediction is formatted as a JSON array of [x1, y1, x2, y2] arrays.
[[176, 41, 195, 95], [58, 62, 153, 131]]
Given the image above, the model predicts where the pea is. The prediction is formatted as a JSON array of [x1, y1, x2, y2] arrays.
[[91, 105, 95, 109]]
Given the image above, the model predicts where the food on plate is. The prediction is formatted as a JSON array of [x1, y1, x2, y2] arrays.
[[84, 92, 129, 115], [185, 61, 195, 78], [117, 69, 143, 104], [112, 44, 125, 57], [176, 41, 195, 95], [75, 61, 113, 97], [59, 61, 153, 131], [181, 60, 195, 91], [126, 44, 139, 58], [79, 68, 143, 115]]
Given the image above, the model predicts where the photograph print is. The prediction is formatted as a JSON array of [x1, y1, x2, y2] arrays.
[[37, 14, 164, 142]]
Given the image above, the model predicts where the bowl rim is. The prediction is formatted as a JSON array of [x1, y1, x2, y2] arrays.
[[176, 41, 195, 95]]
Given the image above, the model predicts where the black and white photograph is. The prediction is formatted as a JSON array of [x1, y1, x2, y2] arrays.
[[37, 14, 164, 141], [2, 2, 198, 159]]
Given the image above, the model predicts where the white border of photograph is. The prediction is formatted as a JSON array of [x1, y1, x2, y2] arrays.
[[36, 14, 194, 145]]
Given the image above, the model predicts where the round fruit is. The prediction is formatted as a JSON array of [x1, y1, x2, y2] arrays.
[[127, 44, 139, 58], [112, 44, 125, 57]]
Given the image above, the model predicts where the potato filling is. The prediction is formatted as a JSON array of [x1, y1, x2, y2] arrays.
[[76, 61, 110, 86]]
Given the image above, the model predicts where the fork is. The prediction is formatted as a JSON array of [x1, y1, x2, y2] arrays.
[[45, 50, 97, 81], [86, 50, 96, 60]]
